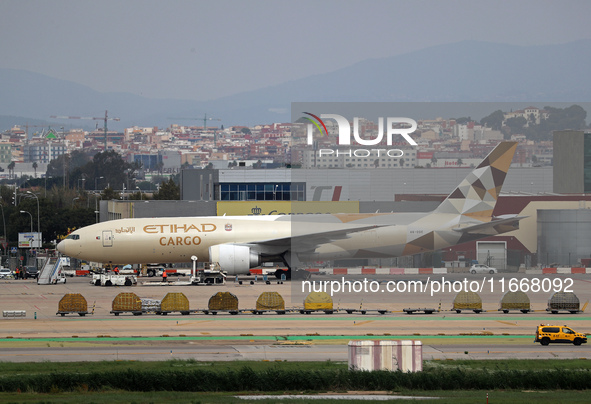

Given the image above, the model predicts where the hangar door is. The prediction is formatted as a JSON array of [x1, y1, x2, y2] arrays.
[[476, 241, 506, 270]]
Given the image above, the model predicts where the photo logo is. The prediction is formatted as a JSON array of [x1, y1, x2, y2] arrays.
[[304, 113, 418, 146], [303, 112, 328, 141]]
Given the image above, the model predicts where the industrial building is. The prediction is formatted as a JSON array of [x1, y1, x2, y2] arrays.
[[553, 130, 591, 193]]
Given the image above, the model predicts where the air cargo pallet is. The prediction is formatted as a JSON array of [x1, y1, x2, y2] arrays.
[[110, 310, 143, 316], [56, 311, 88, 317], [246, 309, 287, 315], [498, 308, 531, 314], [157, 310, 193, 315], [403, 308, 439, 314], [298, 309, 335, 315], [201, 309, 239, 315], [546, 308, 581, 314]]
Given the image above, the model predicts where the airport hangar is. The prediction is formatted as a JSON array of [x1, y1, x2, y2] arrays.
[[99, 162, 591, 271]]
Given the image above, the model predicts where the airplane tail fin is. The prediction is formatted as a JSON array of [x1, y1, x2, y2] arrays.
[[434, 141, 517, 220]]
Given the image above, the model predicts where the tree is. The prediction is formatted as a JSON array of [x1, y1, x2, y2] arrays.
[[85, 150, 134, 191], [152, 178, 180, 200], [480, 110, 504, 131], [101, 186, 120, 200], [0, 185, 13, 205], [504, 116, 527, 134], [32, 162, 38, 178], [456, 158, 463, 167], [454, 117, 472, 125], [7, 161, 15, 179]]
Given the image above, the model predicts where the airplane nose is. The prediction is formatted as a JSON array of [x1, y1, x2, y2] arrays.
[[56, 240, 66, 255]]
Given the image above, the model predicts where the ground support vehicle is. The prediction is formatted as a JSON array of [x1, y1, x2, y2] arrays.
[[91, 274, 137, 286], [535, 324, 587, 346]]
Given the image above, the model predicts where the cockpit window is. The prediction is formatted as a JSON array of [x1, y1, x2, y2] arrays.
[[65, 234, 80, 240]]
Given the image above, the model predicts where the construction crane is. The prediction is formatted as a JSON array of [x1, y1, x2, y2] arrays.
[[50, 110, 120, 150], [167, 113, 222, 146]]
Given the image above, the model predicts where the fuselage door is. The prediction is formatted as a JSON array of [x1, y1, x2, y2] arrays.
[[102, 230, 113, 247]]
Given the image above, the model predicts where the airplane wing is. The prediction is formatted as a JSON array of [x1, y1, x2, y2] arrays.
[[248, 223, 383, 252], [452, 215, 525, 236]]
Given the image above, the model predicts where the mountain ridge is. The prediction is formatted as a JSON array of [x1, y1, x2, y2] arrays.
[[1, 39, 590, 129]]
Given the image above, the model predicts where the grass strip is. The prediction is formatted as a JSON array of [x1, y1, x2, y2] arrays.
[[0, 364, 590, 393]]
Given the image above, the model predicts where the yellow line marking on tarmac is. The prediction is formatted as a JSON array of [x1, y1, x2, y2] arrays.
[[353, 320, 374, 326], [496, 321, 519, 326]]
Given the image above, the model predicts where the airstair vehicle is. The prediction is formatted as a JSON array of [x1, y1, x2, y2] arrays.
[[37, 257, 68, 285]]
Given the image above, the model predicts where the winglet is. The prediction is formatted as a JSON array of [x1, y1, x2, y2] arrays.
[[434, 142, 517, 219]]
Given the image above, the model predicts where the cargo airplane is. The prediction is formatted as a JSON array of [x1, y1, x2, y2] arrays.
[[57, 142, 522, 279]]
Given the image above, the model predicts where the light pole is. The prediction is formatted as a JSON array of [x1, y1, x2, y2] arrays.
[[20, 210, 33, 233], [26, 191, 40, 234], [72, 197, 79, 206], [136, 186, 143, 200], [0, 202, 6, 253], [95, 176, 104, 191]]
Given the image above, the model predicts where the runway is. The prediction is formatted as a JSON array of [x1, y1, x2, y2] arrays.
[[0, 342, 589, 362]]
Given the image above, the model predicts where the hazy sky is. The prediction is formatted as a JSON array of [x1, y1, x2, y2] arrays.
[[1, 0, 590, 101]]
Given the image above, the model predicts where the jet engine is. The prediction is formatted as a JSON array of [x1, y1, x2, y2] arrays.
[[209, 244, 261, 275]]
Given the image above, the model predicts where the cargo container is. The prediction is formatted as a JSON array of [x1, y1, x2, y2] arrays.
[[57, 293, 88, 316], [453, 291, 482, 313], [254, 291, 285, 314], [547, 292, 580, 314], [302, 292, 333, 313], [159, 292, 190, 315], [206, 291, 239, 314], [111, 292, 143, 315], [499, 291, 531, 313]]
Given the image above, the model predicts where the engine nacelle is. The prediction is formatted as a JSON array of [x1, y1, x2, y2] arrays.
[[209, 244, 261, 275]]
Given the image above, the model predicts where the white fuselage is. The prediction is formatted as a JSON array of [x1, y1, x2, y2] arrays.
[[56, 211, 465, 271]]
